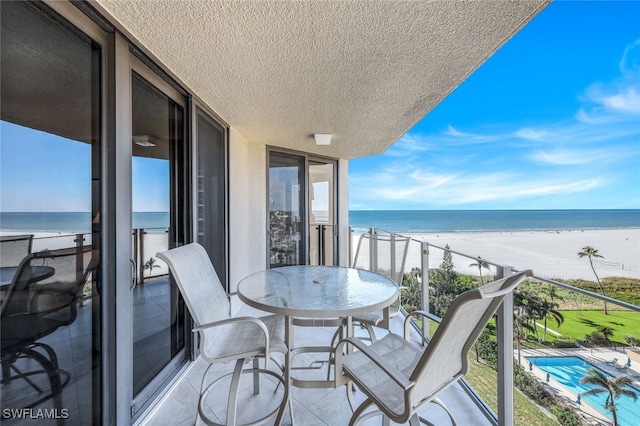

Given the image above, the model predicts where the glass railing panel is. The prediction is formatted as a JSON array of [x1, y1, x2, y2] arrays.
[[138, 228, 169, 282], [351, 227, 640, 425]]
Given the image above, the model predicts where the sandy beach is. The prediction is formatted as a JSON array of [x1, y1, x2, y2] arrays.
[[389, 228, 640, 281]]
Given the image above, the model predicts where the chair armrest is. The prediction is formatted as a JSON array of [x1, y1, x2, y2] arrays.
[[403, 310, 442, 340], [334, 336, 414, 391], [194, 316, 271, 359]]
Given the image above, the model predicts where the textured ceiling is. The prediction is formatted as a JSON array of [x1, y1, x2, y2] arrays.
[[94, 0, 549, 159]]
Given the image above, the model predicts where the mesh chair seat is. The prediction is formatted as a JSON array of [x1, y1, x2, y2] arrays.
[[343, 333, 422, 417], [352, 310, 385, 326], [200, 314, 287, 362]]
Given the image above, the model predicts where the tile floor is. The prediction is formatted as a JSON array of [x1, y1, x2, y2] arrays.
[[139, 303, 493, 426]]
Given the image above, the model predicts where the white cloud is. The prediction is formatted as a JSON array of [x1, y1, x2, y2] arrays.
[[384, 133, 434, 157], [528, 148, 620, 166], [516, 128, 549, 141], [350, 165, 606, 208], [619, 39, 640, 78], [444, 125, 505, 143], [601, 88, 640, 115]]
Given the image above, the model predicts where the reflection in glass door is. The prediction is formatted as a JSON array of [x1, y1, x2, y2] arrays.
[[0, 1, 103, 422], [309, 162, 336, 265], [268, 152, 304, 268], [130, 72, 186, 403]]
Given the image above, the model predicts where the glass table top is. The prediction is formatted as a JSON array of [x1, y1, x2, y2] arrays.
[[237, 265, 398, 318]]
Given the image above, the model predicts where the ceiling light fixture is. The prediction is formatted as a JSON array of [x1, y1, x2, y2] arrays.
[[133, 135, 158, 147], [313, 133, 332, 146]]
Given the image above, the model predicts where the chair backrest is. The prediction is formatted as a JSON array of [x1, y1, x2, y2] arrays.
[[1, 245, 97, 349], [409, 270, 532, 404], [156, 243, 230, 327], [352, 233, 410, 284], [0, 234, 34, 268]]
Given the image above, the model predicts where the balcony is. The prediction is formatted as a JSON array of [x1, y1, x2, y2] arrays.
[[139, 228, 639, 425], [2, 229, 638, 425]]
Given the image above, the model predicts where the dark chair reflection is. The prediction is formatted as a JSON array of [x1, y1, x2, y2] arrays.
[[1, 245, 97, 409]]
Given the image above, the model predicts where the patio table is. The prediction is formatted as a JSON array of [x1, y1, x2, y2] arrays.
[[1, 265, 55, 287], [237, 265, 398, 425]]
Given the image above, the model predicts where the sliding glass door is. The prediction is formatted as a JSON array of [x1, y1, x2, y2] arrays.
[[0, 1, 103, 423], [309, 161, 336, 266], [195, 108, 227, 285], [268, 152, 304, 268], [127, 62, 189, 418], [267, 151, 337, 267]]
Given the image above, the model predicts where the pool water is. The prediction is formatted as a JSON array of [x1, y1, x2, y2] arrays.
[[527, 356, 639, 426]]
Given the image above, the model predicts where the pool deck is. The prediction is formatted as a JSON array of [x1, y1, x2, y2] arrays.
[[520, 347, 640, 426]]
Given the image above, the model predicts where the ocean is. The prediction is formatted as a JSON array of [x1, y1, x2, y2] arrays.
[[1, 210, 639, 233], [0, 212, 170, 233], [349, 209, 640, 233]]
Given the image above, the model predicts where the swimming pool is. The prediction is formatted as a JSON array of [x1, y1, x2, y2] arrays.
[[527, 356, 640, 426]]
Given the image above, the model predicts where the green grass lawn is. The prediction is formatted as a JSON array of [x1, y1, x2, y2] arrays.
[[548, 309, 640, 345]]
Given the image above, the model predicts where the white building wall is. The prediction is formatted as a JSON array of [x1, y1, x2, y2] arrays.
[[338, 159, 350, 267], [228, 128, 267, 298]]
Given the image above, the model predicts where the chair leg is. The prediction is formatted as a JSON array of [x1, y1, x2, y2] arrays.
[[415, 397, 457, 426], [409, 414, 421, 426], [20, 346, 66, 410], [226, 359, 244, 425], [5, 363, 44, 393], [327, 325, 344, 380], [349, 398, 375, 426], [252, 357, 260, 395], [364, 323, 378, 343]]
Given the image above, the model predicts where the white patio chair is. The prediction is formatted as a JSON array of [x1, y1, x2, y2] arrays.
[[351, 232, 411, 342], [157, 243, 288, 426], [334, 270, 533, 425]]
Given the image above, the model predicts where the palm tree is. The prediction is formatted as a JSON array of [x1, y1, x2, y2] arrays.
[[543, 284, 564, 304], [469, 256, 491, 284], [577, 246, 608, 314], [537, 299, 564, 342], [514, 289, 543, 341], [580, 368, 637, 426], [596, 325, 615, 342], [514, 308, 536, 363], [144, 256, 161, 277]]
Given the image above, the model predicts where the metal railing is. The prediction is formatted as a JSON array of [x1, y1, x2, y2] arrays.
[[28, 228, 170, 285], [349, 226, 640, 426]]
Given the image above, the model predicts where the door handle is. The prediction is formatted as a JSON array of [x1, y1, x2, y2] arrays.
[[130, 259, 137, 291]]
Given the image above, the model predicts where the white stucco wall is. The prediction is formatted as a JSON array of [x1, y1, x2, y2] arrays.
[[228, 128, 267, 296], [338, 159, 350, 267]]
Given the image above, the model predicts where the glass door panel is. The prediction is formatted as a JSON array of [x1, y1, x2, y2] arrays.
[[131, 73, 186, 398], [309, 162, 336, 265], [195, 108, 227, 284], [0, 1, 102, 422], [268, 153, 304, 268]]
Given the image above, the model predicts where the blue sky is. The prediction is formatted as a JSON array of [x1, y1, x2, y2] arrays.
[[0, 123, 169, 212], [349, 1, 640, 211]]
